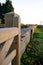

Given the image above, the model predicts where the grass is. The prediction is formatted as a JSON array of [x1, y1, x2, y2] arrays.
[[34, 28, 43, 53], [0, 18, 2, 24], [21, 27, 43, 65]]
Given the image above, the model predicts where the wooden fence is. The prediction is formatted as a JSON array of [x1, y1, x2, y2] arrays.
[[0, 27, 20, 65], [0, 12, 36, 65]]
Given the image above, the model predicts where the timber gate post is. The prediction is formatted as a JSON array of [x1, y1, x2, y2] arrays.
[[12, 14, 21, 65], [5, 12, 21, 65]]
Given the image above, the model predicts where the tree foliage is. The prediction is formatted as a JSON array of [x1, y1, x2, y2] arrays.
[[0, 0, 14, 23]]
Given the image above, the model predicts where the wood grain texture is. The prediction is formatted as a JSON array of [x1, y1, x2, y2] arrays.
[[0, 27, 19, 44], [0, 38, 14, 64], [1, 50, 16, 65]]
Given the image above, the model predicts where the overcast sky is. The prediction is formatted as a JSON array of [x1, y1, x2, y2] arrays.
[[0, 0, 43, 24]]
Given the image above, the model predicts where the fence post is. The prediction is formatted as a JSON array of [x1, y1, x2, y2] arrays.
[[5, 12, 21, 65], [12, 14, 21, 65], [5, 12, 14, 27]]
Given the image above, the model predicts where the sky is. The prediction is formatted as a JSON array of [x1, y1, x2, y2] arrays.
[[0, 0, 43, 24]]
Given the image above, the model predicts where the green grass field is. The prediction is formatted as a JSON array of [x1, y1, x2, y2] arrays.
[[21, 27, 43, 65], [0, 18, 2, 24], [34, 28, 43, 52]]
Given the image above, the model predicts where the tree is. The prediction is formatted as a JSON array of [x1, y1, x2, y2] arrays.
[[2, 3, 6, 14], [0, 3, 1, 14], [0, 0, 14, 23], [5, 0, 14, 13], [0, 3, 1, 12], [1, 0, 14, 14]]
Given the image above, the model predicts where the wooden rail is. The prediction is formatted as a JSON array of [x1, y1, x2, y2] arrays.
[[20, 28, 31, 56], [0, 27, 19, 43], [0, 27, 20, 65]]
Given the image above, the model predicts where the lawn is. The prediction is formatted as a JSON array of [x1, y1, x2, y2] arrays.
[[34, 28, 43, 53], [0, 18, 2, 24], [21, 27, 43, 65]]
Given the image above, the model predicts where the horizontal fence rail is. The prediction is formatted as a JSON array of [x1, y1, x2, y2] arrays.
[[0, 27, 19, 44], [20, 28, 31, 56], [0, 27, 20, 65]]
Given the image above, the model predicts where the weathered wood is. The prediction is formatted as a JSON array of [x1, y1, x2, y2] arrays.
[[20, 30, 31, 56], [0, 27, 19, 44], [12, 16, 21, 65], [0, 38, 14, 65], [1, 50, 16, 65], [5, 12, 14, 27]]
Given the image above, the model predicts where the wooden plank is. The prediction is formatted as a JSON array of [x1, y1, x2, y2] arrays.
[[0, 38, 14, 64], [1, 50, 16, 65], [12, 16, 21, 65], [0, 27, 19, 44]]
